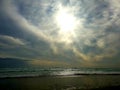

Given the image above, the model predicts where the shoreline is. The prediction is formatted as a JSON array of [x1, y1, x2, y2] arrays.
[[92, 85, 120, 90], [0, 74, 120, 79], [0, 75, 120, 90]]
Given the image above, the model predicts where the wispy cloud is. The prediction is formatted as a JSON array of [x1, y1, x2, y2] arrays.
[[29, 59, 71, 67], [0, 0, 120, 67], [0, 35, 25, 47]]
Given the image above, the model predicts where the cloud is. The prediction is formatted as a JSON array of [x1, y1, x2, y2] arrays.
[[0, 35, 25, 47], [2, 0, 50, 41], [29, 59, 71, 67], [0, 35, 28, 59], [0, 0, 120, 67]]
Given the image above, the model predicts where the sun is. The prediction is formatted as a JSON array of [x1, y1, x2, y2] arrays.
[[55, 6, 77, 33], [53, 4, 79, 44]]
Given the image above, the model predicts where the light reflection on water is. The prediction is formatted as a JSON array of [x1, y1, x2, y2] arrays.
[[0, 68, 120, 90], [0, 68, 120, 78]]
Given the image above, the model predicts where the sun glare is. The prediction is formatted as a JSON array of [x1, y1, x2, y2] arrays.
[[54, 5, 79, 44], [55, 6, 77, 33]]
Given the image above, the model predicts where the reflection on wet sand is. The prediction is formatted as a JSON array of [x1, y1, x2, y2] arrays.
[[0, 75, 120, 90]]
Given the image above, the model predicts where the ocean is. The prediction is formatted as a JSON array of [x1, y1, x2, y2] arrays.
[[0, 68, 120, 78], [0, 68, 120, 90]]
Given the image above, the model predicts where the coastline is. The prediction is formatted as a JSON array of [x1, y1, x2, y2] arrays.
[[0, 75, 120, 90], [93, 85, 120, 90], [0, 73, 120, 79]]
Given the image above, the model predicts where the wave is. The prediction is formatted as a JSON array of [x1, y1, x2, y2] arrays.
[[0, 68, 120, 78]]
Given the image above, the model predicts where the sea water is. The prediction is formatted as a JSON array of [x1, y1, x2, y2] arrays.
[[0, 68, 120, 78], [0, 68, 120, 90]]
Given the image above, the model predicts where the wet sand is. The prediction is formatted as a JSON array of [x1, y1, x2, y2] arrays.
[[0, 75, 120, 90]]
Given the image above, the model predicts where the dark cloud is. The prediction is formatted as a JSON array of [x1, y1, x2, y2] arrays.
[[0, 0, 120, 67]]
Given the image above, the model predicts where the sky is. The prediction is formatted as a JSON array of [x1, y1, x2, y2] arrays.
[[0, 0, 120, 68]]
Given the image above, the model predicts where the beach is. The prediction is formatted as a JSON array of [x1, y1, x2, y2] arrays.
[[1, 75, 120, 90]]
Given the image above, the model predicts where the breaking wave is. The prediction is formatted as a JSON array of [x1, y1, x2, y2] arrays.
[[0, 68, 120, 78]]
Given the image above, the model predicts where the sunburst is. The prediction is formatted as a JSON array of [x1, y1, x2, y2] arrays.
[[55, 5, 77, 33]]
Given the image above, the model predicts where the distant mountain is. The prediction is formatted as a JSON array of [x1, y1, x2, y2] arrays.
[[0, 58, 29, 68]]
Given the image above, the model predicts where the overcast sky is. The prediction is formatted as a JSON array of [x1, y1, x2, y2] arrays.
[[0, 0, 120, 68]]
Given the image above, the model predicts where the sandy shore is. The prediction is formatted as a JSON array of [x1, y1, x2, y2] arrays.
[[0, 75, 120, 90]]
